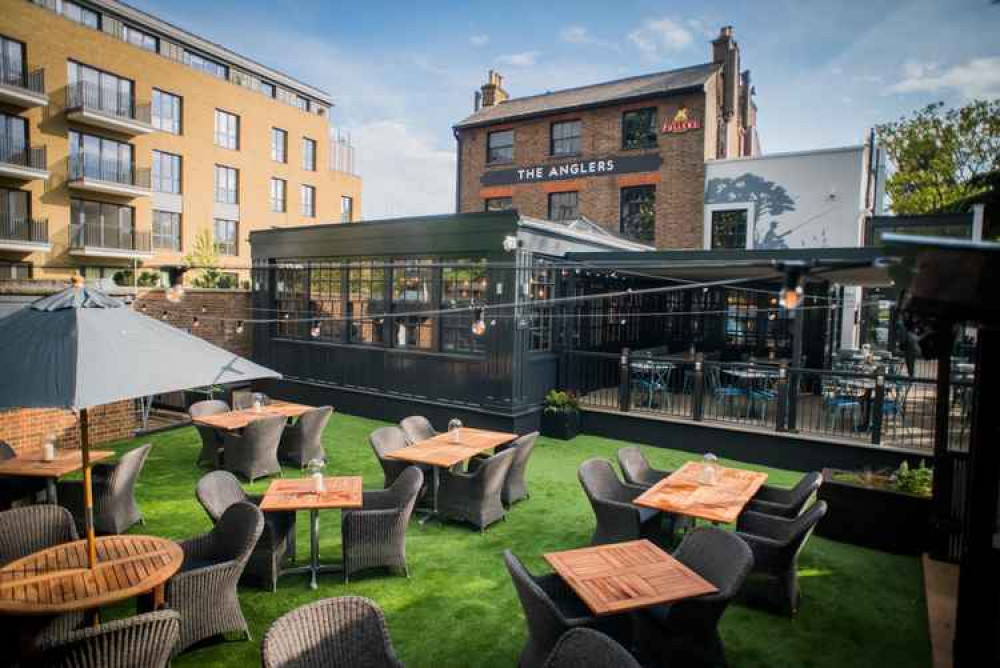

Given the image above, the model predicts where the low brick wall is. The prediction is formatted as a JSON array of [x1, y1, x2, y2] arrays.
[[134, 288, 252, 358], [0, 402, 136, 455]]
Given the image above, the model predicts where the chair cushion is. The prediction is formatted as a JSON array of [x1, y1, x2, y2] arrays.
[[638, 506, 661, 525]]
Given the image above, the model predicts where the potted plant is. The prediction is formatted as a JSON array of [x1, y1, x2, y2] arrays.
[[816, 460, 933, 555], [541, 390, 581, 440]]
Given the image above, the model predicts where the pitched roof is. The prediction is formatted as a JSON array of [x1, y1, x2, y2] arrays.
[[454, 62, 718, 129]]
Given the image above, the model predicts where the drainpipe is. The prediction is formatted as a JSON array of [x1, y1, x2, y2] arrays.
[[453, 128, 463, 213]]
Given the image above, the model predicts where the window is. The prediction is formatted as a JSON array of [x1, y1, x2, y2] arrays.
[[392, 259, 434, 349], [548, 191, 578, 221], [347, 259, 386, 344], [301, 185, 316, 217], [0, 36, 25, 88], [1, 188, 29, 225], [0, 260, 31, 280], [308, 261, 346, 342], [271, 128, 287, 163], [441, 259, 488, 354], [70, 199, 135, 248], [67, 62, 134, 117], [214, 165, 238, 204], [122, 25, 157, 52], [484, 197, 513, 212], [550, 120, 582, 156], [214, 109, 239, 149], [274, 263, 308, 337], [294, 95, 309, 111], [61, 1, 100, 28], [184, 51, 228, 79], [260, 81, 276, 98], [622, 107, 658, 150], [711, 209, 748, 249], [68, 131, 133, 184], [486, 130, 514, 164], [151, 89, 181, 134], [620, 186, 656, 243], [151, 151, 181, 194], [527, 261, 554, 352], [302, 138, 317, 171], [341, 196, 354, 223], [213, 218, 238, 255], [0, 113, 27, 164], [270, 178, 286, 213], [152, 210, 181, 251]]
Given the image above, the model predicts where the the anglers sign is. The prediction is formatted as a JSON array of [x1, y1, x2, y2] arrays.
[[481, 153, 662, 186]]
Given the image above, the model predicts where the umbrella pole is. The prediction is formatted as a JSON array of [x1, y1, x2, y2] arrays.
[[79, 408, 97, 569]]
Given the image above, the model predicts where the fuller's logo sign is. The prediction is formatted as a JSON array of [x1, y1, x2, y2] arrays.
[[481, 153, 662, 187], [662, 106, 701, 134]]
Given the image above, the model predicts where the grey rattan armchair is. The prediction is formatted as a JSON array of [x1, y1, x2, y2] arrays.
[[578, 458, 674, 546], [438, 447, 515, 532], [499, 431, 538, 506], [196, 470, 296, 591], [160, 501, 264, 654], [637, 527, 754, 668], [542, 628, 642, 668], [58, 443, 151, 535], [370, 427, 431, 506], [399, 415, 437, 444], [32, 610, 180, 668], [505, 550, 630, 668], [0, 440, 46, 508], [736, 501, 827, 615], [342, 466, 423, 582], [744, 471, 823, 518], [232, 391, 270, 410], [261, 596, 404, 668], [189, 399, 230, 468], [222, 414, 285, 483], [616, 446, 672, 488], [279, 406, 334, 468]]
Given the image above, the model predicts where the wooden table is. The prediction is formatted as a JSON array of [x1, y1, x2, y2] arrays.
[[634, 461, 768, 524], [544, 539, 718, 615], [259, 476, 362, 589], [191, 400, 314, 431], [0, 449, 114, 504]]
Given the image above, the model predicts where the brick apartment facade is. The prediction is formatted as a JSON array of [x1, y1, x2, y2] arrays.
[[454, 26, 758, 249]]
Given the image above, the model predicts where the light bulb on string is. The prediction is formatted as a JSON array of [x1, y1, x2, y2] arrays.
[[161, 311, 168, 321], [311, 321, 321, 338], [778, 264, 807, 311], [200, 304, 207, 314], [235, 320, 245, 335], [192, 316, 200, 329], [471, 305, 487, 336]]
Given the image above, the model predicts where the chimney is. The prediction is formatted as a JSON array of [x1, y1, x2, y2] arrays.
[[480, 70, 509, 108], [474, 90, 482, 112], [712, 26, 740, 122]]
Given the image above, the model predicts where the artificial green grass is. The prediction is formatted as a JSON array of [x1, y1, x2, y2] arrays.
[[99, 413, 931, 667]]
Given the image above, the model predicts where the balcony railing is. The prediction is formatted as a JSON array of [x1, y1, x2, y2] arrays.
[[0, 215, 48, 244], [0, 141, 46, 171], [70, 222, 151, 253], [0, 67, 45, 95], [68, 155, 150, 189], [65, 81, 151, 124]]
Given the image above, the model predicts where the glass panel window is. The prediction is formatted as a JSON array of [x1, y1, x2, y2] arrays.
[[550, 120, 582, 156], [260, 81, 276, 98], [271, 127, 287, 163], [0, 187, 29, 226], [528, 261, 554, 352], [152, 210, 181, 251], [213, 218, 238, 256], [548, 191, 578, 221], [485, 197, 513, 212], [270, 178, 286, 213], [622, 107, 657, 150], [441, 259, 488, 354], [308, 261, 346, 342], [0, 36, 25, 88], [487, 130, 514, 164], [274, 263, 308, 338], [302, 138, 317, 171], [0, 113, 27, 164], [0, 260, 31, 280], [151, 89, 181, 134], [214, 109, 239, 149], [184, 51, 228, 79], [151, 150, 181, 194], [301, 185, 316, 217], [68, 130, 133, 183], [295, 95, 309, 111], [67, 62, 133, 117], [122, 25, 157, 51], [347, 259, 386, 344], [711, 209, 748, 249], [391, 259, 433, 349], [340, 196, 353, 223], [214, 165, 238, 204], [620, 186, 656, 243], [61, 1, 100, 28], [70, 198, 135, 249]]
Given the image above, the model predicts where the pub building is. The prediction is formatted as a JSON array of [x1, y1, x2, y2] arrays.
[[453, 25, 758, 250]]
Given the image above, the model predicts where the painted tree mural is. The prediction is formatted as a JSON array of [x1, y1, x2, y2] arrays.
[[705, 173, 797, 249]]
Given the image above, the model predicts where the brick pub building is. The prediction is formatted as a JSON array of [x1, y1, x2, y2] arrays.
[[454, 26, 758, 249]]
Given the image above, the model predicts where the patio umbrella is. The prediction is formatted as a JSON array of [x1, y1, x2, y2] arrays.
[[0, 277, 280, 568]]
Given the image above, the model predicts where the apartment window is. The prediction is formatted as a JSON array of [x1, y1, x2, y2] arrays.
[[294, 95, 309, 111], [550, 120, 582, 156], [67, 62, 134, 118], [300, 185, 316, 217], [1, 188, 29, 225], [214, 109, 239, 149], [271, 128, 287, 163], [341, 196, 353, 223], [184, 51, 228, 79], [151, 89, 182, 134], [620, 186, 656, 243], [442, 259, 488, 354], [214, 165, 238, 204], [122, 25, 157, 52], [392, 259, 434, 349], [70, 199, 135, 247], [347, 259, 386, 344], [711, 209, 749, 249], [260, 81, 276, 98], [61, 1, 100, 29], [0, 36, 25, 88], [152, 150, 181, 194], [622, 107, 658, 150], [302, 138, 317, 171], [270, 178, 286, 213], [213, 218, 238, 256], [486, 130, 514, 164], [0, 260, 31, 280], [0, 113, 27, 164], [68, 131, 133, 183], [484, 197, 513, 212], [548, 191, 578, 221], [152, 210, 181, 251]]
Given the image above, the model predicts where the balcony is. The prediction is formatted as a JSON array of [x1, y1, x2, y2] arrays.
[[65, 81, 155, 136], [70, 222, 152, 259], [68, 155, 151, 198], [0, 216, 50, 253], [0, 144, 49, 181], [0, 69, 48, 108]]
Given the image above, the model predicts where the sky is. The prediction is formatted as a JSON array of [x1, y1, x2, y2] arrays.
[[129, 0, 1000, 220]]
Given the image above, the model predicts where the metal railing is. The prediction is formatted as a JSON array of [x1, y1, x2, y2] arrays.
[[0, 140, 46, 170], [65, 81, 152, 124], [70, 222, 151, 253], [68, 154, 150, 189], [0, 67, 45, 95], [0, 215, 48, 244]]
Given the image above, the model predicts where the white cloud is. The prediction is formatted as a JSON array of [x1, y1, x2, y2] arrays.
[[888, 57, 1000, 100], [560, 26, 590, 44], [497, 51, 540, 67], [628, 17, 693, 59], [469, 34, 489, 47]]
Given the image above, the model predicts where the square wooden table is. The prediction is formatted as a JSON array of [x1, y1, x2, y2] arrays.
[[260, 476, 363, 589], [191, 400, 314, 431], [0, 449, 114, 504], [634, 461, 767, 525], [544, 539, 718, 615]]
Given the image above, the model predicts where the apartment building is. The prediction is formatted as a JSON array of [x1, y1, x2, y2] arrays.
[[454, 26, 757, 250], [0, 0, 362, 284]]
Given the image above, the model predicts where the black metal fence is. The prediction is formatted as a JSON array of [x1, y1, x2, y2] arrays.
[[0, 215, 47, 244], [0, 66, 44, 94], [65, 81, 151, 124], [69, 154, 150, 189], [0, 140, 46, 171]]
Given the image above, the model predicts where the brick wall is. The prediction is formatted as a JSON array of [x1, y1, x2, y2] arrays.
[[134, 288, 253, 358], [0, 402, 135, 455]]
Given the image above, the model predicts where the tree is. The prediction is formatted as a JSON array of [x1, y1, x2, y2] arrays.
[[184, 230, 233, 289], [876, 99, 1000, 214]]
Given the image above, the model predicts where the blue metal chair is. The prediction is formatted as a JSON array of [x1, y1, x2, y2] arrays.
[[822, 378, 861, 432], [707, 365, 745, 417]]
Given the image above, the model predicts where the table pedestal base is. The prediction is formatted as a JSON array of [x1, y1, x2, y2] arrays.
[[280, 509, 343, 589]]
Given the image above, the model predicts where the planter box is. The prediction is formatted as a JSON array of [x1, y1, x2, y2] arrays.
[[541, 410, 580, 440], [816, 468, 931, 555]]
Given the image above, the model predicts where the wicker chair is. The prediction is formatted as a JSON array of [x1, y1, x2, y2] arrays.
[[542, 628, 642, 668], [735, 501, 827, 615], [0, 440, 46, 508], [744, 472, 822, 518], [342, 466, 423, 582], [32, 610, 180, 668], [637, 527, 754, 668], [370, 427, 431, 506], [467, 431, 538, 506], [399, 415, 437, 444], [505, 550, 630, 668], [578, 458, 675, 546], [616, 446, 672, 488], [58, 443, 151, 535], [279, 405, 334, 468], [232, 391, 270, 411], [438, 447, 515, 532], [195, 470, 296, 591], [189, 399, 230, 468], [261, 596, 404, 668], [222, 414, 285, 483], [159, 501, 264, 654]]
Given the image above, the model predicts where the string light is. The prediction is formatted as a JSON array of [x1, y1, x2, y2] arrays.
[[471, 305, 487, 336], [192, 316, 200, 329], [161, 311, 168, 321], [235, 320, 244, 334], [777, 262, 809, 311], [200, 304, 207, 314], [311, 321, 321, 338]]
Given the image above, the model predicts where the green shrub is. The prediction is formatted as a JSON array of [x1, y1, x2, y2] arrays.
[[893, 460, 933, 497], [544, 389, 579, 414]]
